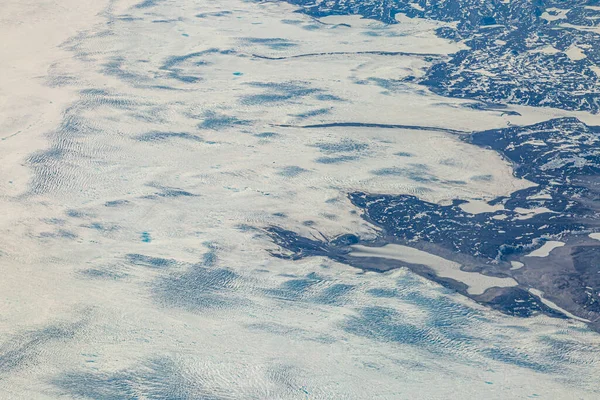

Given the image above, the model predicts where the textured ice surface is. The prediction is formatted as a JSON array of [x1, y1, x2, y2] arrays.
[[1, 0, 600, 399], [350, 244, 518, 295]]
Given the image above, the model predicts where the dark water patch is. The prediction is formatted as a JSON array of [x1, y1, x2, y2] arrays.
[[241, 37, 298, 50], [134, 0, 163, 8], [137, 131, 204, 142], [145, 85, 181, 91], [291, 108, 331, 118], [84, 222, 119, 232], [255, 132, 279, 138], [160, 50, 227, 71], [246, 81, 318, 92], [315, 155, 358, 164], [126, 254, 177, 268], [169, 73, 201, 83], [277, 166, 309, 177], [65, 210, 88, 218], [115, 15, 142, 22], [445, 179, 467, 185], [311, 138, 368, 154], [196, 10, 233, 18], [281, 19, 303, 25], [471, 174, 493, 181], [242, 93, 298, 104], [367, 288, 398, 298], [141, 231, 152, 243], [314, 94, 345, 102], [161, 189, 196, 197], [105, 199, 130, 207], [149, 187, 197, 198], [198, 111, 250, 130]]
